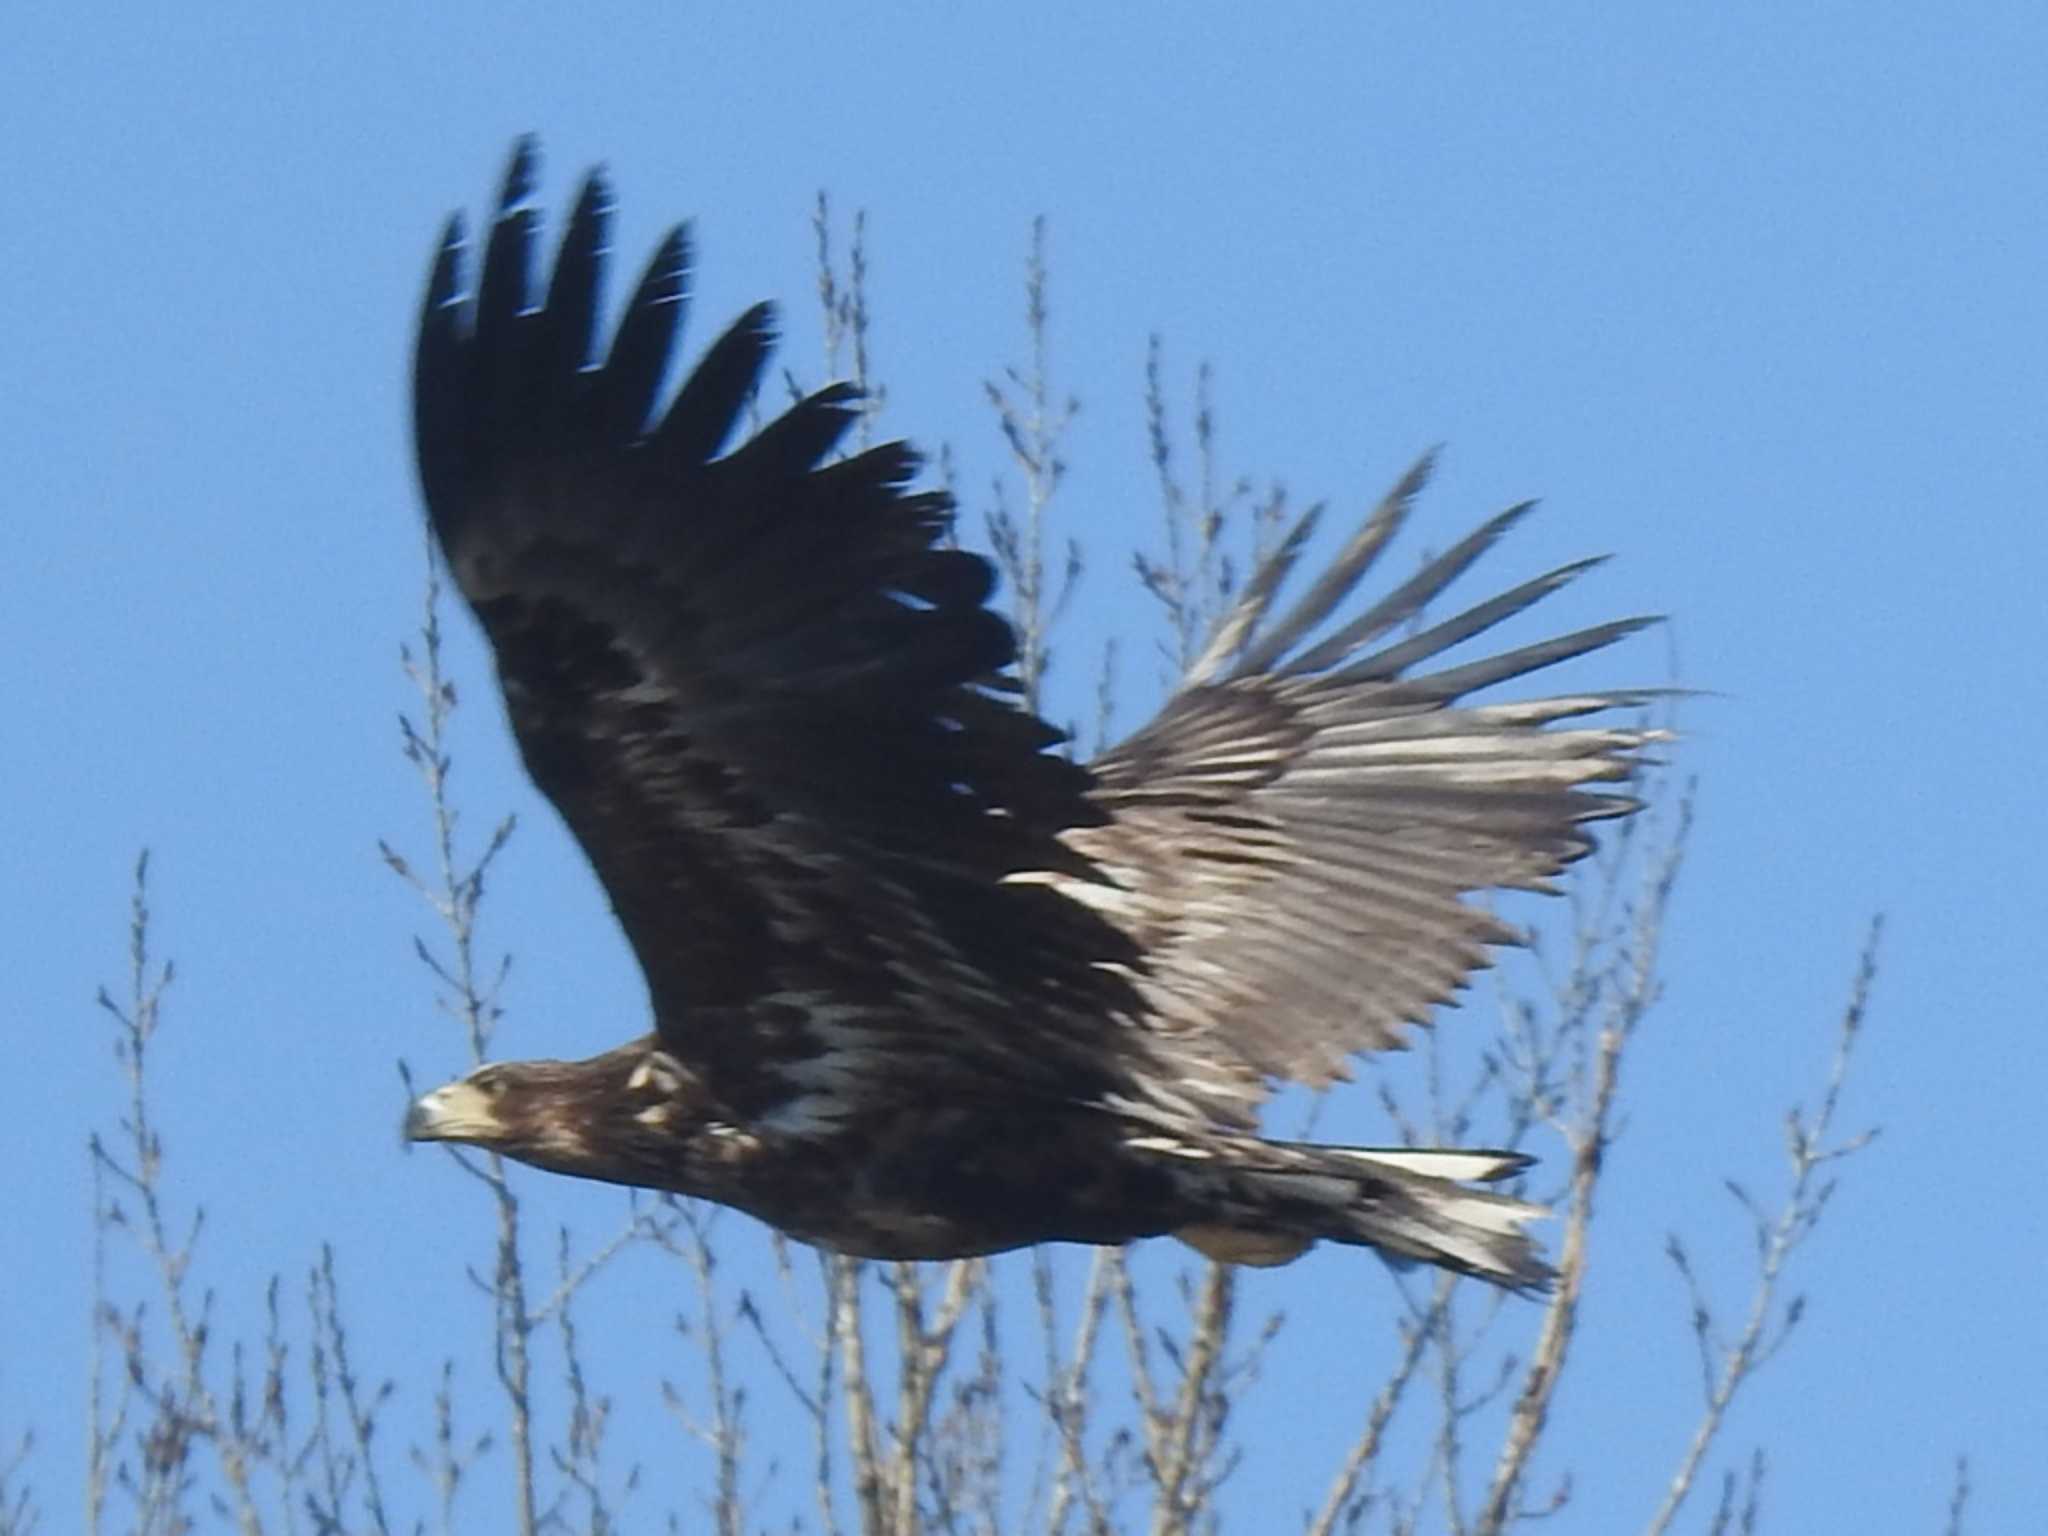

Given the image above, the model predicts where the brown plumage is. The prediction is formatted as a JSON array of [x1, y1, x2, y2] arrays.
[[402, 141, 1663, 1290]]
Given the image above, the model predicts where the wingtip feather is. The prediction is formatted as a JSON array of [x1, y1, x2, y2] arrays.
[[499, 135, 541, 213]]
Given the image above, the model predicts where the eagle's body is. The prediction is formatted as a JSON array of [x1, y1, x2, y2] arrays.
[[404, 142, 1662, 1289], [441, 1038, 1200, 1260]]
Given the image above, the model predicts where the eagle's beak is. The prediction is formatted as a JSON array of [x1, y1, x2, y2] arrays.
[[403, 1079, 499, 1144]]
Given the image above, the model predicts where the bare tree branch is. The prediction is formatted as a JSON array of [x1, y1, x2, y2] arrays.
[[1642, 918, 1884, 1536]]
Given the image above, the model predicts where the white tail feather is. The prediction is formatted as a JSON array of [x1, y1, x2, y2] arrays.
[[1325, 1146, 1529, 1182], [1175, 1139, 1554, 1289]]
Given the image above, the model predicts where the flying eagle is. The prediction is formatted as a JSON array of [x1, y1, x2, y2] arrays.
[[403, 142, 1660, 1289]]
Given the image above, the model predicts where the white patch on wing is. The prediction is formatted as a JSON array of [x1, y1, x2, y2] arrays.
[[626, 1052, 687, 1095], [611, 678, 678, 708], [752, 992, 892, 1137], [774, 1056, 871, 1093], [1000, 865, 1141, 919], [1123, 1135, 1215, 1159], [756, 1094, 840, 1138]]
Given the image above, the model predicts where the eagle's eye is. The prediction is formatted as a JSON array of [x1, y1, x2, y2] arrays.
[[477, 1070, 509, 1099]]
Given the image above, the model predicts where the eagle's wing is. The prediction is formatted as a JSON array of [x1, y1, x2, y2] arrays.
[[1069, 453, 1663, 1123], [414, 145, 1139, 1107]]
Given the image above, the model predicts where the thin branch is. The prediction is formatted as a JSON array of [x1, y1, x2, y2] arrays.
[[832, 1257, 886, 1536], [1941, 1455, 1970, 1536], [1642, 918, 1884, 1536], [1305, 1287, 1451, 1536], [654, 1203, 747, 1536], [985, 215, 1081, 713], [392, 559, 538, 1533], [1473, 787, 1692, 1535]]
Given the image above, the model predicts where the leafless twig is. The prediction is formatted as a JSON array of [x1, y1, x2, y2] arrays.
[[1645, 917, 1884, 1536], [986, 216, 1083, 713]]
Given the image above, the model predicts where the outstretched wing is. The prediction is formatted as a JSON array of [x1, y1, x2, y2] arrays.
[[413, 143, 1138, 1106], [1071, 453, 1663, 1123]]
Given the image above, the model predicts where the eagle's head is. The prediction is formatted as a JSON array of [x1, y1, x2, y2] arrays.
[[404, 1038, 719, 1187]]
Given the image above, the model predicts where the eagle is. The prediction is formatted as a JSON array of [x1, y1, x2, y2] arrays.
[[403, 141, 1660, 1290]]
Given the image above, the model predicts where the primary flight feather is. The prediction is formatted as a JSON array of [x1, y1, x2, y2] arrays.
[[404, 141, 1662, 1289]]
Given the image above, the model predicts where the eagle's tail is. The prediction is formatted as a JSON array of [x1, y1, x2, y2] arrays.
[[1174, 1141, 1553, 1291]]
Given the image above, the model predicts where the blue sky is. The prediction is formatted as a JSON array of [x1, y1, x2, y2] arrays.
[[4, 3, 2043, 1530]]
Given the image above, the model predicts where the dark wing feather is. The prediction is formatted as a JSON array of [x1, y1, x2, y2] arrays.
[[1074, 453, 1664, 1118], [412, 149, 1139, 1107]]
